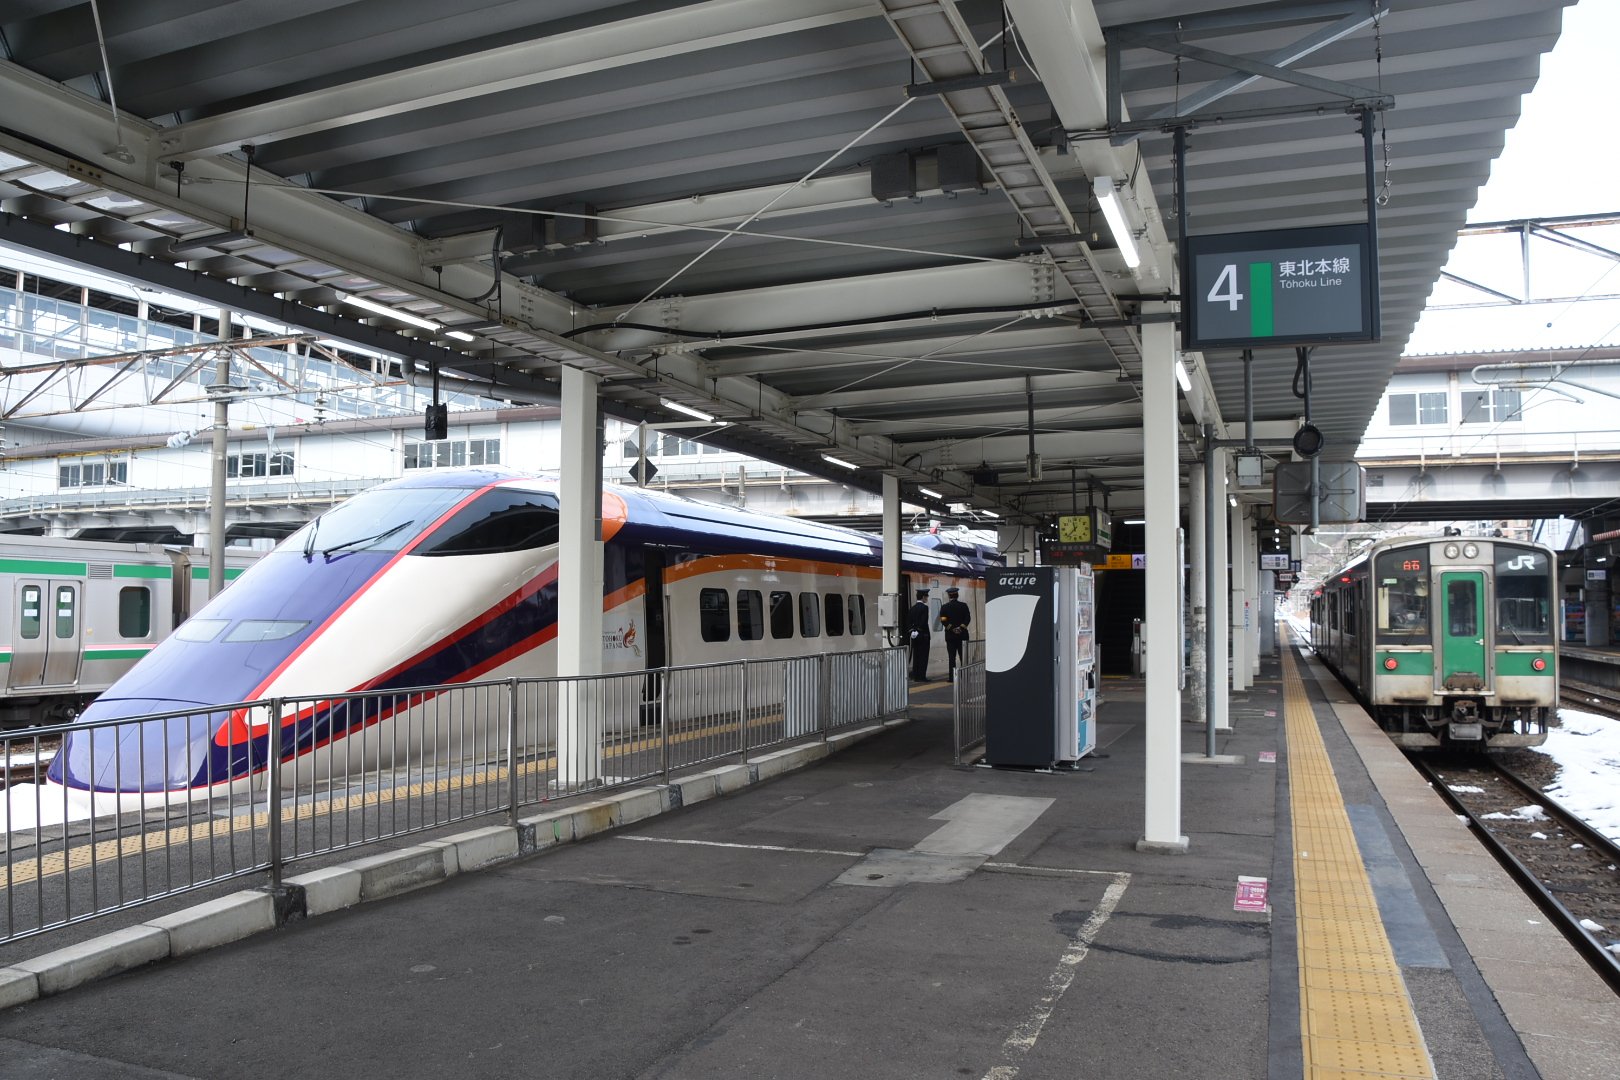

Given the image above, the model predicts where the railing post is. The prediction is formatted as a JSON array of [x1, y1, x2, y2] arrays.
[[660, 669, 671, 783], [740, 659, 751, 764], [267, 698, 283, 888], [506, 677, 520, 827]]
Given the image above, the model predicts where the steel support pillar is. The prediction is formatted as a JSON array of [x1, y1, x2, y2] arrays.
[[1189, 458, 1207, 730], [1137, 304, 1187, 854], [1230, 497, 1251, 693], [208, 309, 231, 595], [557, 366, 605, 789], [882, 473, 901, 622], [1211, 455, 1231, 732]]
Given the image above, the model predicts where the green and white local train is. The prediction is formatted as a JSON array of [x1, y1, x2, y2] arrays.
[[1, 536, 260, 726], [1310, 535, 1557, 749]]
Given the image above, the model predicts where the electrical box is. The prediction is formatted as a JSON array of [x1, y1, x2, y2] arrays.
[[877, 592, 901, 631]]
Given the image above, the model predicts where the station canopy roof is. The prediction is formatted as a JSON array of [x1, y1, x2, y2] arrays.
[[0, 0, 1572, 522]]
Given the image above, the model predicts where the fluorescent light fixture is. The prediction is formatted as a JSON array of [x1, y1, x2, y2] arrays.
[[1124, 518, 1146, 525], [981, 510, 999, 519], [341, 293, 442, 331], [821, 454, 860, 471], [1174, 359, 1192, 393], [1092, 176, 1141, 269], [1229, 495, 1239, 507], [660, 398, 715, 422], [918, 487, 942, 500], [446, 330, 476, 342]]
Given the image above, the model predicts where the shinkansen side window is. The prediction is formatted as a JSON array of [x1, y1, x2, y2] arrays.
[[118, 586, 151, 637], [799, 592, 821, 638], [825, 594, 845, 636], [769, 591, 794, 639], [1374, 552, 1431, 644], [737, 590, 765, 641], [19, 585, 41, 639], [700, 588, 731, 643], [418, 490, 560, 556], [54, 586, 76, 638], [848, 595, 866, 635], [1495, 548, 1552, 644]]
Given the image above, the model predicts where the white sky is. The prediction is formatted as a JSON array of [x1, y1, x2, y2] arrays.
[[1405, 0, 1620, 354]]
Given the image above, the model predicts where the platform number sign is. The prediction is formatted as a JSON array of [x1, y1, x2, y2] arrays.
[[1183, 223, 1378, 351]]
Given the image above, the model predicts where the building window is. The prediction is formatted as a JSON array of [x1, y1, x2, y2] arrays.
[[227, 451, 294, 478], [58, 458, 129, 488], [1388, 391, 1448, 427], [1461, 388, 1522, 424], [404, 438, 500, 469]]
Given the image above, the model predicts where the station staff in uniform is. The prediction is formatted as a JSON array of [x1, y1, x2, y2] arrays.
[[938, 586, 972, 681], [908, 588, 932, 682]]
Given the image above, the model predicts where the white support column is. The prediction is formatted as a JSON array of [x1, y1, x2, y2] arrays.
[[1247, 519, 1262, 677], [882, 473, 901, 629], [1211, 455, 1231, 732], [1230, 497, 1250, 693], [1188, 460, 1207, 729], [557, 366, 604, 789], [1137, 304, 1186, 854]]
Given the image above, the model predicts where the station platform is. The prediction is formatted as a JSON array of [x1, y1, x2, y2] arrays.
[[0, 643, 1616, 1079]]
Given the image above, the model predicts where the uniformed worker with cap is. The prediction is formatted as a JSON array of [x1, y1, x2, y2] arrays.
[[908, 588, 932, 681], [938, 586, 972, 681]]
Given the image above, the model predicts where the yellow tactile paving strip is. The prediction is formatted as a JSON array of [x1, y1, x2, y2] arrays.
[[1284, 647, 1436, 1079]]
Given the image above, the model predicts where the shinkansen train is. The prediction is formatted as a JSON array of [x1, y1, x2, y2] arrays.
[[1, 535, 261, 726], [1310, 534, 1557, 749], [47, 467, 985, 800]]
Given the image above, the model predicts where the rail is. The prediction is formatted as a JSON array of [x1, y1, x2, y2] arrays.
[[0, 646, 906, 945]]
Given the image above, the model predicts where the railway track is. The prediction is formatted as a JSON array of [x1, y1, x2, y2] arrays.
[[1560, 676, 1620, 717], [1411, 753, 1620, 993]]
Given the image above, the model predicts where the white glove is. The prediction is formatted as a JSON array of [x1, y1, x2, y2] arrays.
[[910, 631, 918, 639]]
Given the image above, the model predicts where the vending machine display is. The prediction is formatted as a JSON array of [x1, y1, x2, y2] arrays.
[[984, 566, 1097, 768]]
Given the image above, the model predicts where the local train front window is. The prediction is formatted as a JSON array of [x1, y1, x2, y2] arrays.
[[1495, 548, 1551, 644], [1374, 552, 1430, 644]]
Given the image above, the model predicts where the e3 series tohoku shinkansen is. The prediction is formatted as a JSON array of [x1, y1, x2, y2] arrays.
[[1310, 535, 1556, 749], [45, 467, 987, 803]]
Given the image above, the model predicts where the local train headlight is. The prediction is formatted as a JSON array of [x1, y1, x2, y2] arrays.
[[1384, 657, 1399, 670], [1444, 543, 1460, 559], [1462, 543, 1479, 559], [1532, 657, 1547, 671]]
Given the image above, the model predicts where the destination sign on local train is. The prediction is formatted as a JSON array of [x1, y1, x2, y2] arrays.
[[1182, 223, 1379, 350]]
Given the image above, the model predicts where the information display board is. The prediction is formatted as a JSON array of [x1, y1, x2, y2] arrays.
[[1183, 223, 1378, 350]]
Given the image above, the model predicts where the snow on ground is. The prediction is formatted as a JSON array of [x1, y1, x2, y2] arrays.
[[1533, 708, 1620, 845]]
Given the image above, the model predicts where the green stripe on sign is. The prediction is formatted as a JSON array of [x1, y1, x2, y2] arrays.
[[1249, 262, 1274, 337], [0, 558, 88, 576], [114, 564, 171, 579]]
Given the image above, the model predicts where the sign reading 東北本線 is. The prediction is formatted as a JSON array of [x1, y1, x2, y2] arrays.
[[1183, 223, 1379, 351]]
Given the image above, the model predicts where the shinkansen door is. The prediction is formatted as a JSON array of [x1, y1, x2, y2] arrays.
[[1438, 571, 1488, 692], [8, 580, 84, 690]]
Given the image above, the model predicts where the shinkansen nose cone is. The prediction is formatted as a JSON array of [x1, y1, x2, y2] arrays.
[[48, 701, 236, 793]]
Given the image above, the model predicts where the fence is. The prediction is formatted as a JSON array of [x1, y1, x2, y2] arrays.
[[952, 660, 987, 765], [0, 646, 905, 945]]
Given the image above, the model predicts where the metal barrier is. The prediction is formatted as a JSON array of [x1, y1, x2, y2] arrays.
[[0, 646, 905, 944], [953, 660, 987, 765]]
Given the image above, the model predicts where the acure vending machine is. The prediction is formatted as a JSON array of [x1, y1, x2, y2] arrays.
[[983, 565, 1098, 768]]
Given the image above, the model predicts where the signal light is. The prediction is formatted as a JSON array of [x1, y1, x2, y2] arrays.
[[1384, 657, 1398, 670], [1532, 657, 1546, 671]]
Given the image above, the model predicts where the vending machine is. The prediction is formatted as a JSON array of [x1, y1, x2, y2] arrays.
[[983, 566, 1098, 768]]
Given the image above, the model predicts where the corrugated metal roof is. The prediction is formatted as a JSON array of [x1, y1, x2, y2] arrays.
[[0, 0, 1574, 519]]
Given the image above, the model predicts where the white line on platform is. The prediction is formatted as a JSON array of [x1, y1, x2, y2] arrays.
[[617, 835, 863, 858], [982, 872, 1131, 1080]]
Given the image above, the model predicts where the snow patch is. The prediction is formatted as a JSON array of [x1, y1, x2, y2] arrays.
[[1448, 784, 1486, 793], [1579, 918, 1607, 932], [1533, 708, 1620, 844], [1482, 805, 1548, 822]]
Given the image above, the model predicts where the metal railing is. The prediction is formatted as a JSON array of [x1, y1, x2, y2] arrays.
[[0, 646, 905, 944], [953, 660, 987, 765]]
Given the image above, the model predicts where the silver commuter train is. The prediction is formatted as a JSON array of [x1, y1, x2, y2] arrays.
[[1310, 534, 1557, 749], [47, 467, 988, 801], [1, 535, 261, 726]]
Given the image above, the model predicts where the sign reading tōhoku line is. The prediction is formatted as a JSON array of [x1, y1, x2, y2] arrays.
[[1182, 223, 1379, 350]]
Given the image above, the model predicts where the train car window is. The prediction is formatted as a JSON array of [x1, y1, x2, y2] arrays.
[[737, 590, 765, 641], [1495, 549, 1552, 644], [172, 618, 227, 643], [700, 589, 731, 643], [418, 490, 560, 556], [1373, 551, 1431, 644], [54, 586, 76, 638], [825, 594, 845, 636], [769, 591, 793, 639], [1447, 580, 1478, 636], [19, 585, 41, 639], [848, 595, 866, 635], [118, 586, 152, 638], [799, 592, 821, 638]]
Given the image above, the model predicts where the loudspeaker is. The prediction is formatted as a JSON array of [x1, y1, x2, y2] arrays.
[[424, 403, 448, 441], [871, 153, 916, 203]]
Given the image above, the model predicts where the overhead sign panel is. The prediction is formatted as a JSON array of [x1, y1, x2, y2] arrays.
[[1272, 462, 1367, 525], [1183, 223, 1379, 351]]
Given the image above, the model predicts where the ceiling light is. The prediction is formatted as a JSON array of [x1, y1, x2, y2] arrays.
[[1229, 495, 1238, 507], [822, 454, 860, 470], [1124, 518, 1146, 525], [341, 293, 442, 331], [1093, 176, 1141, 269], [919, 487, 942, 500], [981, 510, 999, 519], [661, 399, 715, 422], [1174, 359, 1192, 393], [446, 331, 476, 342]]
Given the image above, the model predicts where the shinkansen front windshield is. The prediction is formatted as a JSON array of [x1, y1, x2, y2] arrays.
[[286, 485, 472, 560]]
